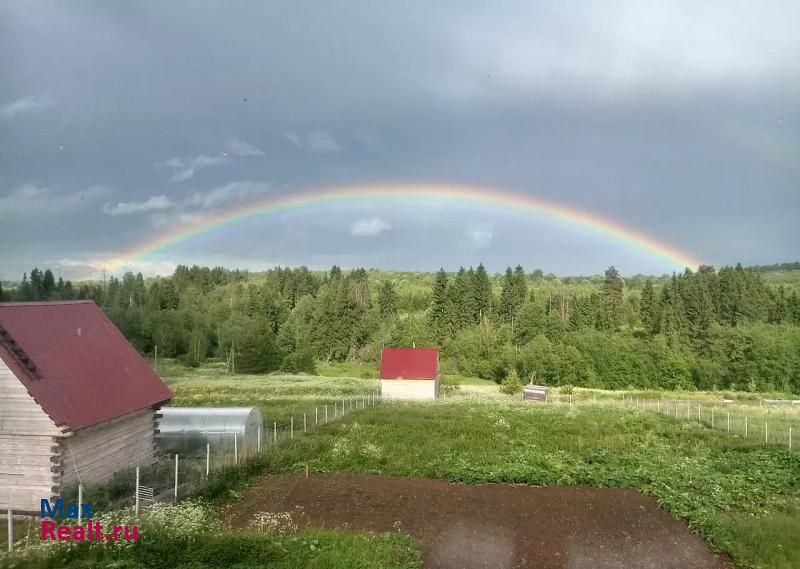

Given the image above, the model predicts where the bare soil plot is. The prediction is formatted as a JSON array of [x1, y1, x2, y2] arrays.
[[225, 473, 736, 569]]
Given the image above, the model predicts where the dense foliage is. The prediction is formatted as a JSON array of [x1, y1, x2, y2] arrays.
[[3, 262, 800, 393]]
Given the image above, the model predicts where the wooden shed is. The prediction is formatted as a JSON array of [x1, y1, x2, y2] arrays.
[[0, 301, 172, 513], [379, 347, 440, 400]]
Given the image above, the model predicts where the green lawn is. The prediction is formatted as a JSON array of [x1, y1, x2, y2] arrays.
[[195, 401, 800, 569], [7, 364, 799, 569]]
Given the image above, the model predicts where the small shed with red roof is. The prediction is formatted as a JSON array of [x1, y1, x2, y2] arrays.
[[0, 301, 172, 513], [379, 347, 440, 400]]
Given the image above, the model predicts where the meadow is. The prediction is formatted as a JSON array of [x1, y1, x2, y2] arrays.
[[4, 363, 800, 569]]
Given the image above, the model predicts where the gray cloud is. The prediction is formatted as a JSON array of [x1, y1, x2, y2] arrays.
[[351, 218, 392, 237], [0, 94, 52, 119], [186, 181, 271, 209], [0, 1, 797, 279], [225, 137, 266, 157], [158, 155, 228, 182], [103, 195, 173, 216]]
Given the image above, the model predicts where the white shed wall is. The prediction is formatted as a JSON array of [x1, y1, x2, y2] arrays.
[[381, 378, 439, 400]]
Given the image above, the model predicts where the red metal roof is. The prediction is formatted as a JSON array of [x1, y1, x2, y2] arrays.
[[0, 301, 172, 431], [379, 347, 439, 380]]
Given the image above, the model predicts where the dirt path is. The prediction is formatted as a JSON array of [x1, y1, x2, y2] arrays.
[[225, 473, 735, 569]]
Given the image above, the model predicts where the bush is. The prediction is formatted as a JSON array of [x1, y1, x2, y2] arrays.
[[280, 348, 317, 374], [500, 369, 523, 395]]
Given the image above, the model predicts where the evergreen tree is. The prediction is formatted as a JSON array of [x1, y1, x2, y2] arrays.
[[42, 269, 56, 297], [429, 269, 450, 343], [640, 280, 657, 333], [601, 266, 624, 327], [447, 267, 470, 332], [377, 280, 397, 319], [471, 263, 492, 322], [500, 368, 523, 394], [18, 273, 32, 301], [236, 319, 279, 373]]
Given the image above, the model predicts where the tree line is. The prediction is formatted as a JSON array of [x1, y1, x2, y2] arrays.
[[2, 262, 799, 394]]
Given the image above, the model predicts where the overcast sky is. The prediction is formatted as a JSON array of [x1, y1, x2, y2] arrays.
[[1, 1, 798, 280]]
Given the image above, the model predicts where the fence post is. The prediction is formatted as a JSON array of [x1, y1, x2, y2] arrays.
[[206, 443, 210, 476], [174, 454, 179, 501], [274, 422, 277, 444], [257, 425, 262, 453], [304, 413, 307, 433], [135, 466, 140, 517], [291, 417, 294, 438], [234, 435, 238, 464], [745, 416, 748, 438], [7, 505, 12, 554], [765, 421, 768, 444]]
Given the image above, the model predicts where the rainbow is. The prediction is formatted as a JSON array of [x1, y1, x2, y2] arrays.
[[99, 183, 703, 274]]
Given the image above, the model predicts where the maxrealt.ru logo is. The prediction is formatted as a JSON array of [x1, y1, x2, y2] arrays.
[[40, 499, 138, 542]]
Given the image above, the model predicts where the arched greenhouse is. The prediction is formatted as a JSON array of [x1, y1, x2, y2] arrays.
[[157, 407, 263, 456]]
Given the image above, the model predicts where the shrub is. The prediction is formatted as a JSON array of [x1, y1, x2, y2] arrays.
[[500, 369, 523, 395]]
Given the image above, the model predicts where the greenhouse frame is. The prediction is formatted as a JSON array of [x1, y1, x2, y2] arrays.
[[157, 407, 263, 455]]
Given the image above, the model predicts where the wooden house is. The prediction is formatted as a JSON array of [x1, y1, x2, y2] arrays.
[[379, 347, 440, 400], [0, 301, 172, 513]]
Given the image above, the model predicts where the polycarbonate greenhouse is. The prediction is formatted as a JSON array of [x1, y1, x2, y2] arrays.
[[157, 407, 263, 455]]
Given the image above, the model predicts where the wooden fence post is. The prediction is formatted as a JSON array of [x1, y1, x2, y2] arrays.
[[135, 467, 140, 517], [7, 505, 12, 554]]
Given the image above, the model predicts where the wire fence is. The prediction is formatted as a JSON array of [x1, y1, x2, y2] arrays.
[[622, 396, 798, 451], [3, 393, 382, 556]]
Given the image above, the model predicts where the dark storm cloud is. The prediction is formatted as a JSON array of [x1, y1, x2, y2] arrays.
[[1, 1, 798, 279]]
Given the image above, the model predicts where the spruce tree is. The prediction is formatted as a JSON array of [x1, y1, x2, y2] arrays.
[[601, 266, 624, 327], [429, 269, 450, 343], [472, 263, 492, 322], [377, 280, 397, 319], [640, 280, 657, 333]]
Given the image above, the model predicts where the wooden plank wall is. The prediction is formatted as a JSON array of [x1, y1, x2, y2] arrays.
[[0, 358, 61, 512], [60, 407, 158, 488]]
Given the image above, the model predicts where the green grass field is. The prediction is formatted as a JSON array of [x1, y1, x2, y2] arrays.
[[5, 364, 800, 569], [194, 400, 800, 569]]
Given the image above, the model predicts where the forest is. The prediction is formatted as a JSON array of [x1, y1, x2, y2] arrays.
[[2, 262, 800, 394]]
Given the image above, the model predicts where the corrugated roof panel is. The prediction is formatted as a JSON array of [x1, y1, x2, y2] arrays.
[[0, 301, 173, 431], [379, 347, 438, 380]]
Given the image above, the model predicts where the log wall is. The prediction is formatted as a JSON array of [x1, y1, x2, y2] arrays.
[[0, 358, 61, 512], [60, 407, 159, 488]]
